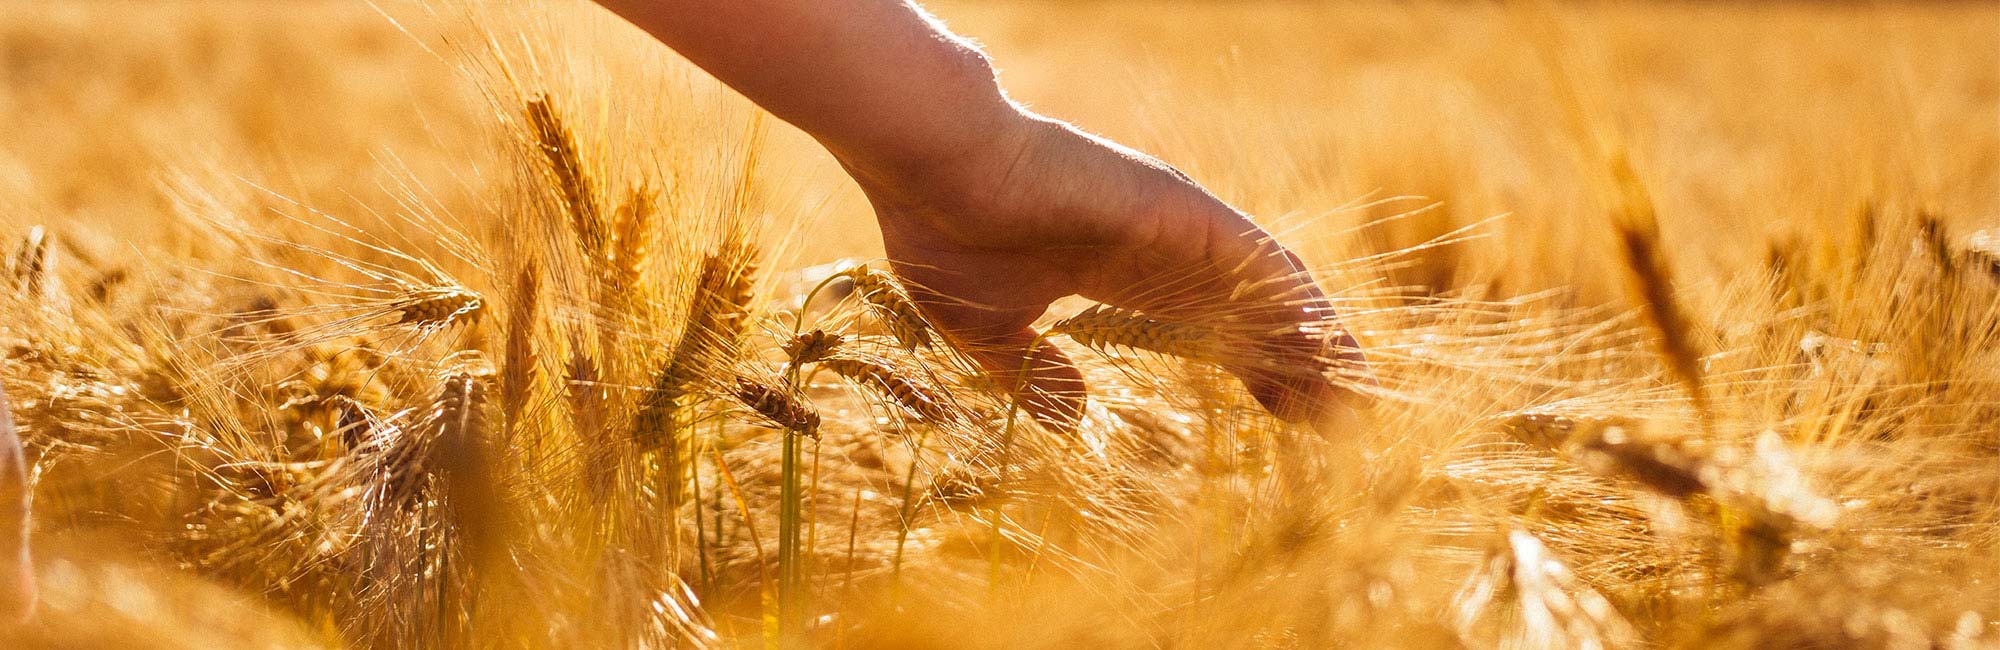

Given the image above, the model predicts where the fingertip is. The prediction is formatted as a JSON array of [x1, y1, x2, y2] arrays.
[[1243, 371, 1337, 425], [966, 329, 1089, 436], [1018, 337, 1087, 435]]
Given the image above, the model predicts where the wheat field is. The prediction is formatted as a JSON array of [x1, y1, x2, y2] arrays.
[[1, 1, 1998, 648]]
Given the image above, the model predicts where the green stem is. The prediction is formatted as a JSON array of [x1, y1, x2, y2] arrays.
[[778, 423, 802, 642], [986, 331, 1053, 593], [778, 361, 810, 643]]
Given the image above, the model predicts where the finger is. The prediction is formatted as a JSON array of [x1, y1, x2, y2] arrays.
[[1217, 231, 1374, 423], [1082, 202, 1372, 422], [958, 327, 1086, 435], [1232, 324, 1371, 425], [888, 260, 1088, 435]]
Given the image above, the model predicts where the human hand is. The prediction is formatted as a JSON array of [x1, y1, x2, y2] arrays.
[[839, 107, 1370, 431]]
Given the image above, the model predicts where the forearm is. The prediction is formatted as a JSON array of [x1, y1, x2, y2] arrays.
[[592, 0, 1020, 178]]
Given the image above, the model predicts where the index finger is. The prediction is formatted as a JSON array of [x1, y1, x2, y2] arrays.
[[1079, 209, 1371, 424]]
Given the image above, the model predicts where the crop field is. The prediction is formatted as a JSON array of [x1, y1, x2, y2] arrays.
[[0, 1, 1998, 648]]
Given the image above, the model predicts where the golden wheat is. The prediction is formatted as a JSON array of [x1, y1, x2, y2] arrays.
[[2, 2, 1998, 648]]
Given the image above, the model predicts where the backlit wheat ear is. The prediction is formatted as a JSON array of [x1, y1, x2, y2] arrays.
[[363, 370, 493, 514], [0, 386, 34, 622], [1493, 411, 1715, 498], [633, 240, 762, 450], [782, 329, 844, 368], [565, 346, 614, 500], [687, 240, 761, 357], [1569, 421, 1714, 499], [430, 371, 506, 565], [1490, 410, 1634, 451], [1492, 410, 1834, 584], [606, 186, 656, 303], [523, 95, 604, 258], [393, 285, 484, 331], [1051, 304, 1222, 360], [847, 267, 932, 350], [818, 356, 955, 423], [500, 264, 540, 439], [732, 376, 820, 438]]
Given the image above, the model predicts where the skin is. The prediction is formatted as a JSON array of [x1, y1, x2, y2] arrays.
[[591, 0, 1368, 429]]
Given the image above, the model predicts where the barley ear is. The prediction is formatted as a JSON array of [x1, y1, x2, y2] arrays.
[[394, 285, 484, 331], [819, 356, 955, 423], [501, 263, 541, 444], [606, 185, 657, 307], [1052, 304, 1221, 361]]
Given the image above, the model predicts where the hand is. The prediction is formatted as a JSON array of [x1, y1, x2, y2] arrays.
[[839, 107, 1370, 431]]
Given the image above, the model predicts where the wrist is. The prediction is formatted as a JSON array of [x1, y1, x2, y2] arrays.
[[833, 45, 1035, 183]]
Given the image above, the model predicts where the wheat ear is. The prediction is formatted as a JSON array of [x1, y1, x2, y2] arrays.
[[632, 241, 760, 450], [1607, 155, 1712, 428], [818, 356, 955, 423], [394, 285, 483, 331], [782, 329, 844, 368], [524, 95, 604, 259], [500, 264, 540, 442], [10, 226, 54, 301], [605, 186, 657, 305], [733, 376, 821, 438], [847, 267, 933, 350], [1051, 304, 1222, 360]]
